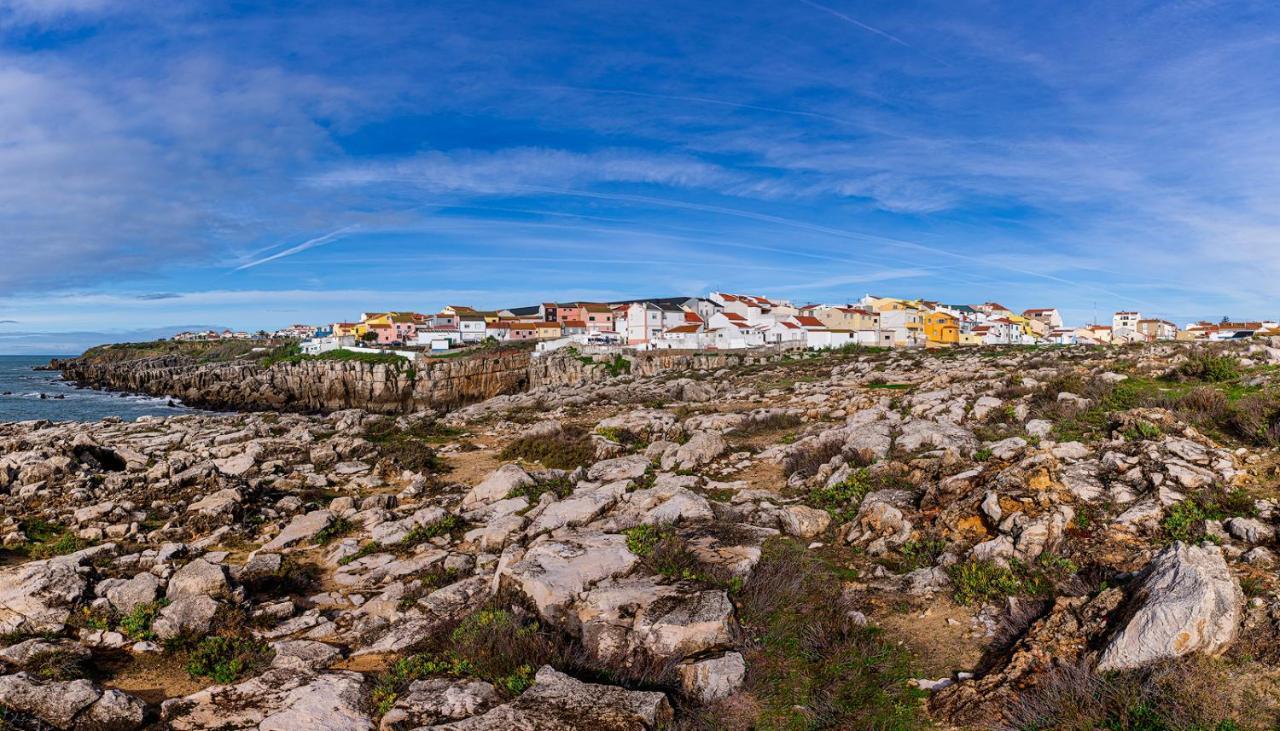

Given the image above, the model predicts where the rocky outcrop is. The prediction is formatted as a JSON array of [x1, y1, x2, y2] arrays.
[[1097, 542, 1243, 671]]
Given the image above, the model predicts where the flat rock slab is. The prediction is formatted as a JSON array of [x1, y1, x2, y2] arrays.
[[162, 668, 373, 730], [422, 666, 671, 730]]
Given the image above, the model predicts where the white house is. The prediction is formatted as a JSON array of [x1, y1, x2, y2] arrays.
[[457, 315, 487, 343], [301, 335, 356, 355], [1113, 311, 1141, 336], [878, 309, 925, 348], [413, 327, 462, 348]]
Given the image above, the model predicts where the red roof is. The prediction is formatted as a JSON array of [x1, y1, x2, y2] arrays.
[[723, 312, 746, 322], [665, 324, 701, 334], [794, 315, 825, 328]]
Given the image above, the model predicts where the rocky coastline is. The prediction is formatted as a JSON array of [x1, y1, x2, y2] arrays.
[[3, 341, 1280, 728]]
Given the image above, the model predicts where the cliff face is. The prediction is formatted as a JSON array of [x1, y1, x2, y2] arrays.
[[52, 347, 793, 414], [55, 351, 536, 414]]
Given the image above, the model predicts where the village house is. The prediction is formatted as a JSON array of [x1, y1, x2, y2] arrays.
[[1023, 308, 1064, 330], [1137, 319, 1179, 341], [1113, 311, 1141, 335], [710, 292, 796, 326], [876, 306, 925, 348], [922, 310, 960, 347], [534, 322, 563, 340], [803, 305, 881, 332]]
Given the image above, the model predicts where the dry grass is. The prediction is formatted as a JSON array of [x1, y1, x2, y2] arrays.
[[498, 426, 596, 470], [1004, 656, 1252, 731]]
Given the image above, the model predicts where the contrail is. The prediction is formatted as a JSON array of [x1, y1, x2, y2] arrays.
[[234, 225, 359, 271], [797, 0, 913, 49]]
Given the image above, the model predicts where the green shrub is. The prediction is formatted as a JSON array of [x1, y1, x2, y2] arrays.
[[505, 475, 574, 502], [314, 516, 355, 544], [371, 606, 558, 716], [118, 600, 166, 641], [1179, 352, 1241, 383], [186, 636, 271, 684], [948, 554, 1076, 606], [602, 354, 632, 377]]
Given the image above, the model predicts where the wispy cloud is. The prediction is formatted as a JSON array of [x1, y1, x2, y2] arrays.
[[135, 292, 182, 300]]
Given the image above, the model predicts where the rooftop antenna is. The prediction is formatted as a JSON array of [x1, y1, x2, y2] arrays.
[[1093, 301, 1097, 326]]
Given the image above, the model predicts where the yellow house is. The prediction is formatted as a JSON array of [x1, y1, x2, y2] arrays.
[[332, 321, 363, 337], [1004, 314, 1042, 338], [923, 311, 960, 346], [958, 332, 983, 346]]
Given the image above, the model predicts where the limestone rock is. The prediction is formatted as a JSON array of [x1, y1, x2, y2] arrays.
[[263, 510, 334, 551], [379, 678, 501, 731], [1097, 542, 1242, 671], [422, 666, 671, 730], [0, 673, 145, 730], [162, 668, 373, 730], [0, 554, 91, 635]]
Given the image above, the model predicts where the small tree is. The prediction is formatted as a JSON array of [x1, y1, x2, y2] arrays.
[[360, 331, 379, 344]]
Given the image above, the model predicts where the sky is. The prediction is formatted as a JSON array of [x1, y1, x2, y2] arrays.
[[3, 0, 1280, 353]]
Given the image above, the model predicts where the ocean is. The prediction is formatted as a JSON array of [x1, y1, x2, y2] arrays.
[[0, 355, 196, 423]]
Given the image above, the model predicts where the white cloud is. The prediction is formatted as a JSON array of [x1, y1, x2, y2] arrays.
[[312, 147, 737, 195]]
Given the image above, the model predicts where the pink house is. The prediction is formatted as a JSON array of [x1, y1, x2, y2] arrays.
[[368, 323, 397, 344]]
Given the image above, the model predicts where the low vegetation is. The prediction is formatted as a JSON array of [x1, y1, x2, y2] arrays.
[[362, 418, 456, 473], [498, 426, 595, 470], [261, 344, 412, 370], [372, 604, 562, 716], [948, 554, 1079, 606], [731, 539, 928, 729], [185, 635, 272, 684], [1006, 657, 1245, 730]]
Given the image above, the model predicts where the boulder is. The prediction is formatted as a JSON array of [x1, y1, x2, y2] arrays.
[[105, 571, 164, 614], [463, 464, 534, 508], [0, 555, 91, 635], [153, 594, 220, 640], [379, 678, 501, 731], [162, 668, 373, 730], [421, 666, 671, 730], [167, 558, 230, 599], [497, 532, 639, 622], [659, 431, 728, 472], [0, 673, 145, 730], [779, 505, 831, 539], [1097, 542, 1242, 671], [587, 455, 652, 483], [263, 510, 334, 551], [677, 651, 746, 701]]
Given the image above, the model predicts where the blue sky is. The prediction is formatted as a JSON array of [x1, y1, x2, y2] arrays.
[[3, 0, 1280, 353]]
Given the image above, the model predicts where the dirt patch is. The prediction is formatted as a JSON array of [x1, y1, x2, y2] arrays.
[[444, 446, 503, 487], [101, 652, 210, 705], [877, 602, 987, 680], [725, 457, 786, 492]]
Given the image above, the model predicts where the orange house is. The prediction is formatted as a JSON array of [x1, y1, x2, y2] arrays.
[[923, 311, 960, 347]]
